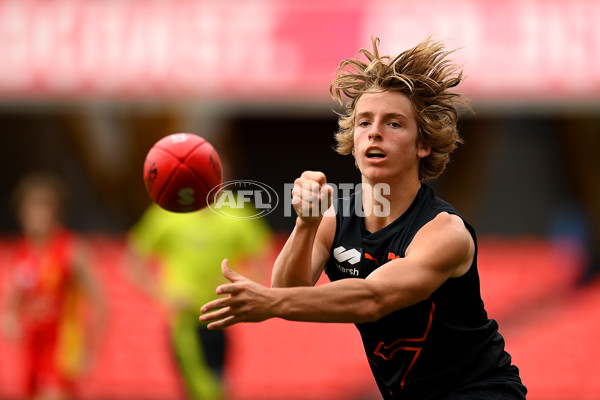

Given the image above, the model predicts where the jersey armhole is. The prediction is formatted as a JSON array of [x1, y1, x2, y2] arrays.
[[444, 210, 479, 280]]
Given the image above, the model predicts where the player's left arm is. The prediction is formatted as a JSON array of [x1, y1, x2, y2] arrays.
[[200, 212, 474, 328], [362, 212, 474, 318]]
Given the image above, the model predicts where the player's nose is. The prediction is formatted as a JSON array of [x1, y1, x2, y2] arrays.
[[368, 124, 383, 140]]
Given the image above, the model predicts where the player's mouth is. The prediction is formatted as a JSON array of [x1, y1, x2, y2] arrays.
[[365, 147, 387, 162]]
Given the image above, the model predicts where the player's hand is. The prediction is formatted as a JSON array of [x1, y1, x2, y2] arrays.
[[292, 171, 333, 225], [199, 259, 275, 329]]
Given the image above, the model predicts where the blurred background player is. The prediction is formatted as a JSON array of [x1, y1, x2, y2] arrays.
[[126, 173, 272, 400], [1, 173, 107, 400]]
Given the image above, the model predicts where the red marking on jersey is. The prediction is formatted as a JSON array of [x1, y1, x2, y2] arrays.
[[387, 252, 401, 260], [364, 253, 379, 265], [373, 300, 436, 391]]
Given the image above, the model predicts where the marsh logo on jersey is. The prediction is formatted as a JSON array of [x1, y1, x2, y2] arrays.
[[333, 246, 361, 276], [333, 246, 361, 264]]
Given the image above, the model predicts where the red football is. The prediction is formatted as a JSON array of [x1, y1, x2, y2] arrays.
[[143, 133, 222, 213]]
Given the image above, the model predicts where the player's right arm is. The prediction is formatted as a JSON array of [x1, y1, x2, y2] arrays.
[[271, 171, 335, 288]]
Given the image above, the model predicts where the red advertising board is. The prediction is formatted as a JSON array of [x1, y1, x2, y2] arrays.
[[0, 0, 598, 101]]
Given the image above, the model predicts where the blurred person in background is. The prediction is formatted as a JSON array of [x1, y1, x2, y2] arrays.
[[1, 173, 107, 400], [127, 189, 272, 400]]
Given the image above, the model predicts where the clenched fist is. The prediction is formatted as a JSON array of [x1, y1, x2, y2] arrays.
[[291, 171, 333, 224]]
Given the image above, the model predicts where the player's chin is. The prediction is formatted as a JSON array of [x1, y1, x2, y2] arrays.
[[359, 167, 392, 184]]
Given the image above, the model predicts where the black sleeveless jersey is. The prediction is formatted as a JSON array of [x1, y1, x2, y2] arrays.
[[324, 184, 526, 400]]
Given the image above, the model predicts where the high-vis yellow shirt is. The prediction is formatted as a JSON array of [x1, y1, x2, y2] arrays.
[[130, 203, 271, 310]]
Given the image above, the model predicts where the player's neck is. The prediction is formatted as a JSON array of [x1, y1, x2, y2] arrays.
[[361, 177, 422, 233], [25, 224, 62, 248]]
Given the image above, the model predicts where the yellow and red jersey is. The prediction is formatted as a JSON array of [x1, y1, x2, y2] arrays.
[[11, 229, 83, 394]]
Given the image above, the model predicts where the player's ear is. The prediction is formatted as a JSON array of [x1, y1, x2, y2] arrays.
[[417, 142, 431, 159]]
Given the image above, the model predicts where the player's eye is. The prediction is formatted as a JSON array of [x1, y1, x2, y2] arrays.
[[357, 120, 371, 127], [389, 121, 402, 128]]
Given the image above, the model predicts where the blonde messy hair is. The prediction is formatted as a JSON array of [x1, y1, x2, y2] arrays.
[[330, 37, 468, 181]]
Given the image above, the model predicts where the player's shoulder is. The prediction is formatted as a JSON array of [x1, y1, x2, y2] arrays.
[[431, 210, 464, 227], [412, 211, 472, 253], [428, 211, 470, 240], [407, 211, 474, 276]]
